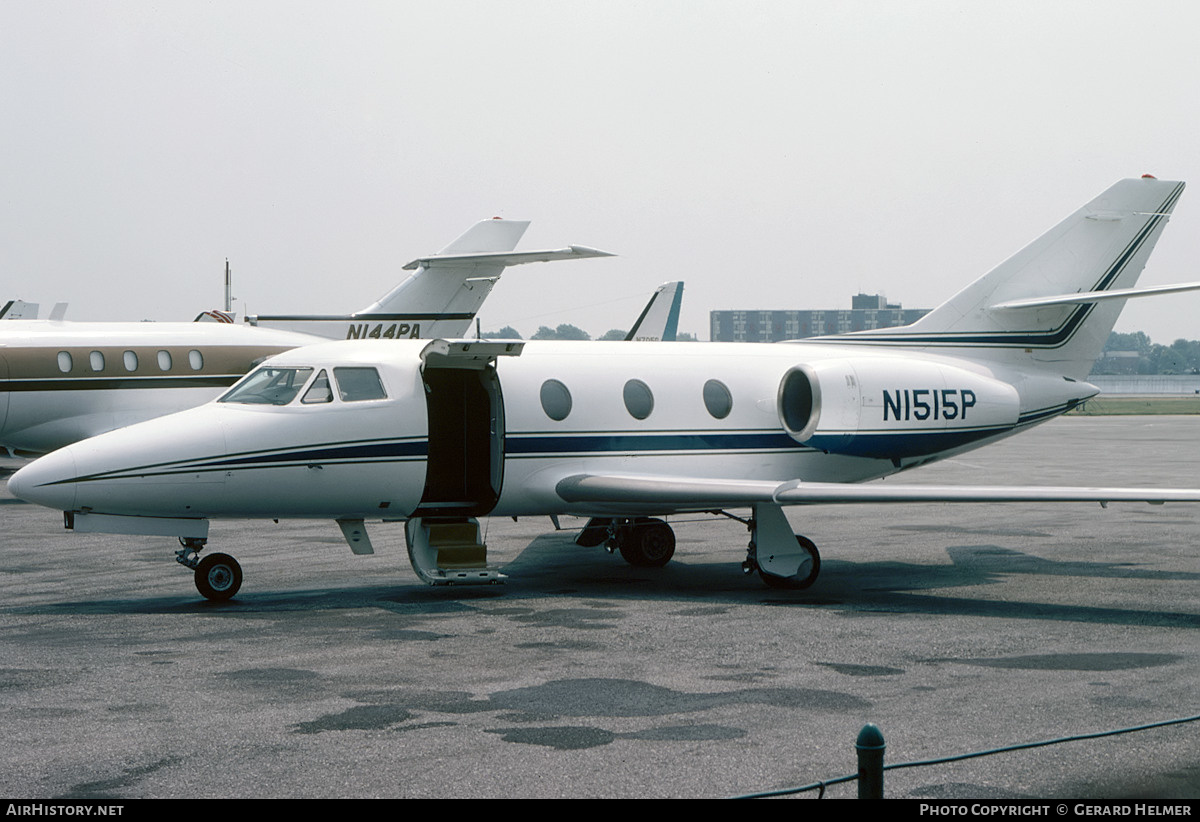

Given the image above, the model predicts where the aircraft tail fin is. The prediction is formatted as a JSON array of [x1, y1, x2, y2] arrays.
[[624, 282, 683, 341], [848, 176, 1186, 379], [248, 219, 613, 341], [0, 300, 39, 320]]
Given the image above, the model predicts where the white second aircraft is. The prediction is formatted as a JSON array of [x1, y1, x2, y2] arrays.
[[0, 219, 610, 455], [10, 176, 1200, 601]]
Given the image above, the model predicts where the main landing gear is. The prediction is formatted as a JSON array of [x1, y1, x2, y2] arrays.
[[577, 517, 677, 567], [176, 538, 243, 601], [576, 504, 821, 590]]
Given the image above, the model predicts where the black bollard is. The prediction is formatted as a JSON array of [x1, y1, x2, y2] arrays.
[[856, 723, 886, 799]]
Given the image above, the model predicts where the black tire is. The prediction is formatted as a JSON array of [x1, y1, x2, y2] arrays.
[[759, 535, 820, 590], [617, 519, 676, 568], [195, 553, 242, 601]]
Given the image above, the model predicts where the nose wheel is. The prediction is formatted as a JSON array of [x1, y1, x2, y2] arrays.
[[176, 539, 243, 601], [194, 553, 243, 600]]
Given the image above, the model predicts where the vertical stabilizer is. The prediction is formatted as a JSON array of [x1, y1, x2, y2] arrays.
[[357, 219, 531, 321], [844, 177, 1184, 379], [624, 282, 684, 341]]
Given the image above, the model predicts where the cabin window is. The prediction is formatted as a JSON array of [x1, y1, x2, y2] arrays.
[[123, 351, 138, 371], [89, 351, 105, 372], [188, 350, 204, 371], [703, 379, 733, 419], [220, 366, 315, 405], [56, 351, 72, 373], [301, 370, 333, 404], [157, 350, 173, 371], [623, 379, 654, 420], [334, 367, 387, 402], [539, 379, 572, 421]]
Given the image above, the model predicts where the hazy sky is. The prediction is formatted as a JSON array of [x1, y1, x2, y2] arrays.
[[3, 1, 1199, 342]]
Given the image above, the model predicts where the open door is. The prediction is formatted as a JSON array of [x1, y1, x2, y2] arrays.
[[413, 340, 520, 518], [406, 340, 522, 585], [416, 364, 504, 517]]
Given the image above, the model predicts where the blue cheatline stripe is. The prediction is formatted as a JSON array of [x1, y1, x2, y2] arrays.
[[54, 437, 429, 485], [1, 375, 243, 392], [504, 431, 809, 456], [207, 440, 427, 468], [812, 182, 1184, 349], [805, 425, 1013, 459]]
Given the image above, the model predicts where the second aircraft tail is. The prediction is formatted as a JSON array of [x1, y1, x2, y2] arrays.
[[248, 219, 613, 341]]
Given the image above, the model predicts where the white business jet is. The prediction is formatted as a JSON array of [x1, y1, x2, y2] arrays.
[[0, 220, 611, 455], [11, 177, 1200, 601]]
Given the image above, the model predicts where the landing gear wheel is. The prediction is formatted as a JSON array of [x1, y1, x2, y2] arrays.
[[617, 518, 676, 568], [195, 553, 242, 601], [759, 535, 820, 590]]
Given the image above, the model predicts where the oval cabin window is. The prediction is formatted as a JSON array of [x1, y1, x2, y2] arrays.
[[539, 379, 572, 421], [623, 379, 654, 420], [703, 379, 733, 419]]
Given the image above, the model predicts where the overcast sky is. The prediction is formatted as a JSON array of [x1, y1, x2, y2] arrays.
[[3, 1, 1199, 342]]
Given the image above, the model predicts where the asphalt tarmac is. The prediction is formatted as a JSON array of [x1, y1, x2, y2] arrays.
[[1, 416, 1198, 799]]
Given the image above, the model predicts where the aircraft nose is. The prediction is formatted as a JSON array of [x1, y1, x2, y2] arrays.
[[8, 448, 78, 511]]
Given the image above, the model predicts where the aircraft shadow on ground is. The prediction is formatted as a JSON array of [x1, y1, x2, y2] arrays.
[[13, 532, 1200, 630]]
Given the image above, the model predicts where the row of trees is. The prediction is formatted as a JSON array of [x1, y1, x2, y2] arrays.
[[1092, 332, 1200, 375]]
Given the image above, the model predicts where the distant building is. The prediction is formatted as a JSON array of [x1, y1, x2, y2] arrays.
[[1096, 350, 1141, 375], [710, 293, 929, 342]]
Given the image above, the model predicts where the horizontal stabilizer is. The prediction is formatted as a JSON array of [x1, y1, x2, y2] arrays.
[[556, 472, 1200, 512], [990, 280, 1200, 310], [402, 246, 614, 271]]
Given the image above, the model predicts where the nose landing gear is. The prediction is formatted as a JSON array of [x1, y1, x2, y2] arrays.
[[176, 538, 243, 601]]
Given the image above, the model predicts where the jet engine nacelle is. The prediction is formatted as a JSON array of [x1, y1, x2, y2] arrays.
[[778, 358, 1021, 459]]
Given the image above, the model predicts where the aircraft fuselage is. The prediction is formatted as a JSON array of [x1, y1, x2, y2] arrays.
[[7, 338, 1099, 528]]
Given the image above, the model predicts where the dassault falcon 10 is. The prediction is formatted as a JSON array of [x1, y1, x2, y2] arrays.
[[0, 219, 611, 455], [11, 176, 1200, 600]]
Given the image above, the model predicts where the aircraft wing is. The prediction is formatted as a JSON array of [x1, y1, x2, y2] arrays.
[[554, 472, 1200, 513]]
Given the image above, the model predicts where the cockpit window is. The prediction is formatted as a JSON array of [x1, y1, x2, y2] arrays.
[[301, 370, 333, 404], [334, 367, 387, 402], [219, 367, 315, 405]]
